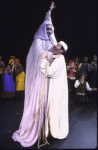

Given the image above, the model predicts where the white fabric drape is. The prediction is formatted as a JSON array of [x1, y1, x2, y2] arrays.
[[12, 9, 57, 147], [41, 55, 69, 139]]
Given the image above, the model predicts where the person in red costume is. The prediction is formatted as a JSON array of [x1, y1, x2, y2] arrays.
[[67, 60, 77, 92], [74, 57, 81, 80]]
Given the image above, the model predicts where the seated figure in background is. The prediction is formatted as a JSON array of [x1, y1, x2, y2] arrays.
[[74, 74, 97, 103]]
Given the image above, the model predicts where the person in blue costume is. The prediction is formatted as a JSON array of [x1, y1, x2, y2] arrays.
[[2, 59, 15, 98], [79, 57, 91, 81]]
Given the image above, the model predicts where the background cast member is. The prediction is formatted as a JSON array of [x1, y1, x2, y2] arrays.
[[74, 74, 97, 103], [2, 59, 15, 98], [13, 59, 25, 98], [67, 60, 77, 92]]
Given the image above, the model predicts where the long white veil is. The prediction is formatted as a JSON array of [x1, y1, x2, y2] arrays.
[[12, 9, 57, 147]]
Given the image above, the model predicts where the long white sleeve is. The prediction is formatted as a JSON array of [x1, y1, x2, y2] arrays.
[[86, 82, 93, 91], [44, 10, 52, 24], [74, 80, 80, 88], [44, 10, 57, 45], [41, 58, 59, 78], [41, 56, 64, 79], [41, 58, 49, 73]]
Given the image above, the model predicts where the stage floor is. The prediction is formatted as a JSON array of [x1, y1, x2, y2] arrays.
[[0, 91, 97, 149]]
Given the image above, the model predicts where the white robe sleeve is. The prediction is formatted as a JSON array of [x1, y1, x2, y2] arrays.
[[41, 58, 49, 69], [41, 58, 60, 78], [44, 10, 57, 45], [44, 10, 52, 23], [86, 82, 93, 91], [74, 80, 80, 88]]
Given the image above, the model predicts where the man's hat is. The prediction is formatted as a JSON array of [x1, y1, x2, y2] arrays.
[[9, 59, 14, 65], [10, 56, 16, 59], [15, 59, 20, 64], [69, 60, 73, 63], [59, 41, 68, 52]]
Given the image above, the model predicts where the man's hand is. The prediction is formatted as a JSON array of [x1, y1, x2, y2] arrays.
[[50, 1, 56, 11], [79, 78, 84, 83], [93, 88, 97, 91], [91, 62, 96, 66], [42, 51, 48, 59]]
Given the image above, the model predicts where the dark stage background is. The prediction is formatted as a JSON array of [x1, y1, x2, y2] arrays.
[[0, 0, 97, 71]]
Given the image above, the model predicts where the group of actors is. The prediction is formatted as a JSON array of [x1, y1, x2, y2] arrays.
[[67, 55, 97, 102], [0, 1, 97, 149], [0, 56, 25, 98]]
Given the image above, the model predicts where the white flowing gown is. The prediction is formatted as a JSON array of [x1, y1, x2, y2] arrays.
[[12, 10, 57, 147]]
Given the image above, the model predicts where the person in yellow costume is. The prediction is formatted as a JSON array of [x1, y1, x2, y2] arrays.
[[13, 59, 25, 97]]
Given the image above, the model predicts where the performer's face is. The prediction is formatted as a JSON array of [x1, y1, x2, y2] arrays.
[[94, 57, 97, 62], [75, 59, 78, 63], [11, 60, 15, 66], [70, 62, 74, 66], [46, 25, 53, 36], [53, 43, 63, 55], [80, 75, 85, 80], [83, 58, 88, 63], [15, 61, 19, 66], [54, 43, 62, 51]]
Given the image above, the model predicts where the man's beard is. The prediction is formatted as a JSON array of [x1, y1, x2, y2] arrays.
[[53, 49, 61, 55]]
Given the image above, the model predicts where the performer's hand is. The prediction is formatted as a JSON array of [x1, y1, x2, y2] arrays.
[[79, 78, 83, 83], [50, 1, 56, 11], [91, 62, 96, 66], [67, 66, 71, 69], [93, 88, 97, 91], [42, 51, 48, 59]]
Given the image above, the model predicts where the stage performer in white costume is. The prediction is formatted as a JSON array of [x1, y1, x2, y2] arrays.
[[41, 41, 69, 140], [12, 1, 57, 149]]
